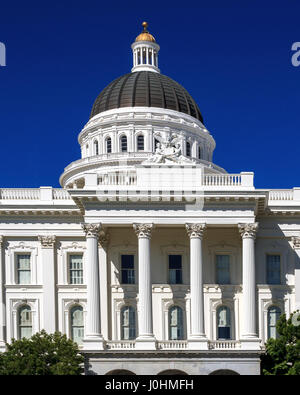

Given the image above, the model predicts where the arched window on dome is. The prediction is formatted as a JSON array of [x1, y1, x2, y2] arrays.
[[70, 305, 84, 344], [198, 146, 202, 160], [18, 305, 32, 339], [137, 135, 144, 151], [121, 306, 136, 340], [267, 306, 281, 339], [93, 140, 99, 156], [186, 142, 191, 157], [85, 144, 89, 157], [120, 135, 128, 152], [217, 306, 231, 340], [106, 137, 112, 153], [169, 306, 184, 340]]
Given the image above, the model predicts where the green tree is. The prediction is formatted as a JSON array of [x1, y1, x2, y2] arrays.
[[261, 310, 300, 375], [0, 330, 84, 375]]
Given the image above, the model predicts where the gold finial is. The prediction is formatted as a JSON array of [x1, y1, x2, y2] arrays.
[[135, 21, 156, 43], [142, 21, 148, 32]]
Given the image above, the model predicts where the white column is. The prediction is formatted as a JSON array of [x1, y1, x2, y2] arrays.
[[186, 223, 208, 350], [292, 237, 300, 310], [0, 236, 5, 351], [99, 231, 109, 340], [133, 223, 156, 350], [38, 235, 57, 333], [146, 47, 149, 65], [238, 223, 261, 350], [81, 223, 104, 350]]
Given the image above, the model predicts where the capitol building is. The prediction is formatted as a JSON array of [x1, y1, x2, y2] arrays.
[[0, 23, 299, 375]]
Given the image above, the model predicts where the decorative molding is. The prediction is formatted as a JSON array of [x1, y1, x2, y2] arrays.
[[238, 223, 259, 239], [291, 236, 300, 249], [38, 235, 56, 248], [133, 223, 154, 239], [185, 223, 206, 239], [0, 236, 3, 247], [81, 223, 102, 238]]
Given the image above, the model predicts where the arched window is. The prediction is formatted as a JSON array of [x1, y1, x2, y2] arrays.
[[267, 306, 281, 339], [137, 135, 144, 151], [70, 305, 84, 344], [85, 144, 89, 156], [106, 137, 112, 153], [121, 306, 136, 340], [93, 140, 99, 155], [169, 306, 184, 340], [198, 146, 202, 159], [217, 306, 231, 340], [120, 135, 127, 152], [18, 305, 32, 339], [186, 142, 191, 157]]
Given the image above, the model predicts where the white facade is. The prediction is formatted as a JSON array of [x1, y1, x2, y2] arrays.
[[0, 25, 300, 375]]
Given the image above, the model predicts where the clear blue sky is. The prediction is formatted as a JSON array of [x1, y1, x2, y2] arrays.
[[0, 0, 299, 189]]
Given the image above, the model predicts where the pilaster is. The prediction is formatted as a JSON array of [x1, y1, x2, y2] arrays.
[[38, 235, 57, 333]]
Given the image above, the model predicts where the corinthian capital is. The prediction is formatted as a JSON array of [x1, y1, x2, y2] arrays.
[[186, 223, 206, 239], [81, 223, 102, 238], [0, 236, 3, 247], [98, 231, 110, 248], [238, 223, 259, 239], [133, 223, 154, 239], [38, 235, 56, 248], [292, 236, 300, 249]]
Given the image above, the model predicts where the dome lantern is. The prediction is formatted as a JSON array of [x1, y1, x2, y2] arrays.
[[131, 22, 160, 73]]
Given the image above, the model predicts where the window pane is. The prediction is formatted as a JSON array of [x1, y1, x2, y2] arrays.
[[268, 306, 281, 339], [169, 306, 184, 340], [19, 306, 32, 339], [121, 255, 135, 284], [266, 255, 281, 284], [17, 255, 31, 284], [121, 136, 127, 152], [106, 138, 112, 153], [217, 306, 231, 339], [71, 306, 84, 344], [169, 255, 182, 284], [137, 135, 144, 151], [216, 255, 230, 284], [186, 142, 191, 157], [69, 255, 83, 285], [121, 306, 136, 340]]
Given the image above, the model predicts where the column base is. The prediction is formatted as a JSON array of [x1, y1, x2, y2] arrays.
[[82, 335, 105, 351], [188, 336, 209, 350], [240, 337, 262, 350], [135, 335, 157, 350]]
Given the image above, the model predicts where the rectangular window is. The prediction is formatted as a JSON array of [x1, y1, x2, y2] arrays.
[[266, 255, 281, 284], [69, 255, 83, 285], [169, 255, 182, 284], [121, 255, 135, 284], [17, 254, 31, 284], [216, 255, 230, 284]]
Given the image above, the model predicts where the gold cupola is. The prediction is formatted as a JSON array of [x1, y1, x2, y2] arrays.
[[135, 22, 156, 43], [131, 22, 160, 73]]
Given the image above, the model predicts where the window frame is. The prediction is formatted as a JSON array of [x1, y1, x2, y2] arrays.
[[70, 304, 84, 344], [120, 135, 128, 152], [216, 305, 231, 340], [120, 254, 135, 285], [16, 253, 31, 285], [266, 254, 281, 285], [120, 305, 136, 340], [168, 305, 184, 340], [168, 254, 183, 285], [215, 254, 231, 285], [68, 253, 84, 285], [18, 304, 32, 340]]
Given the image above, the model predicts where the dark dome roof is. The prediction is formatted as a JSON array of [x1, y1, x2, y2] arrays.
[[90, 71, 204, 123]]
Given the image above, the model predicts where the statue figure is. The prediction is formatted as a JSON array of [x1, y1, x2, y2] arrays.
[[143, 133, 195, 164]]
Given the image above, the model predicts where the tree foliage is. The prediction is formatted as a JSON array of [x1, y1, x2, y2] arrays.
[[261, 310, 300, 375], [0, 330, 84, 375]]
